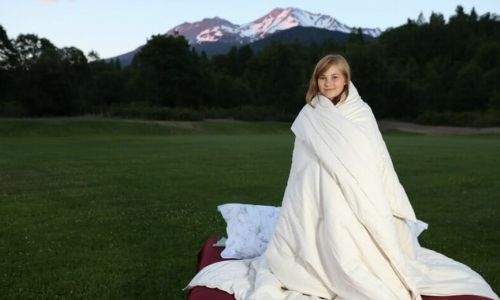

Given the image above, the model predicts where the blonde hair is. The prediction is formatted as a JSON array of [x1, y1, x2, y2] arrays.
[[305, 54, 351, 105]]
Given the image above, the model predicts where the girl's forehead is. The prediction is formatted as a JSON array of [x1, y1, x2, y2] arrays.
[[321, 64, 342, 75]]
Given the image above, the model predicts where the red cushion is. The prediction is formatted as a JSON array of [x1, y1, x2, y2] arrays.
[[186, 237, 492, 300], [423, 297, 491, 300], [186, 237, 235, 300]]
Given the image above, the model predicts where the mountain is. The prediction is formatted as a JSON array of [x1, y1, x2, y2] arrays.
[[247, 26, 376, 53], [166, 7, 381, 46], [109, 7, 382, 64], [108, 47, 141, 67]]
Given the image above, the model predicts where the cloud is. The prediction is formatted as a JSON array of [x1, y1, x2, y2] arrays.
[[38, 0, 58, 4]]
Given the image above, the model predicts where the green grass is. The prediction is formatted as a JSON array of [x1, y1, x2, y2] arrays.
[[0, 118, 498, 299]]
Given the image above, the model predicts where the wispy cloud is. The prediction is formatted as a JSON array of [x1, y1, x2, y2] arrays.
[[38, 0, 58, 4]]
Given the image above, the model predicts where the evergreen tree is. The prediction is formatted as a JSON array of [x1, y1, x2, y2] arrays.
[[429, 12, 445, 26], [131, 34, 203, 107]]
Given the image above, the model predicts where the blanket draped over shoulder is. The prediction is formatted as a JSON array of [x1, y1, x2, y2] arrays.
[[187, 82, 498, 300]]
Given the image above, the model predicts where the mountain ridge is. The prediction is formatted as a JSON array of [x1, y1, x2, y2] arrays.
[[108, 7, 382, 64], [166, 7, 381, 46]]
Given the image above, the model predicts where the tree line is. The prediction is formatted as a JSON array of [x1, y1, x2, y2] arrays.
[[1, 6, 499, 125]]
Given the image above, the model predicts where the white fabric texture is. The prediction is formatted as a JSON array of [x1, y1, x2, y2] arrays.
[[187, 82, 498, 300], [218, 203, 281, 259]]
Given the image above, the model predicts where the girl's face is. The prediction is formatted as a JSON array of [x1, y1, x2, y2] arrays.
[[317, 64, 347, 100]]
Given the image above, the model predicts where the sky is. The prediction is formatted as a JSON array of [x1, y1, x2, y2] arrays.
[[1, 0, 499, 59]]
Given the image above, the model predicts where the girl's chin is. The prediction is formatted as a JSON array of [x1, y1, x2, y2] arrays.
[[321, 92, 340, 100]]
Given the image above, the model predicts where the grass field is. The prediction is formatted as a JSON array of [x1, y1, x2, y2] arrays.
[[0, 118, 498, 299]]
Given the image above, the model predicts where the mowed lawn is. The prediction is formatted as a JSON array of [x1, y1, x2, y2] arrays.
[[0, 118, 498, 299]]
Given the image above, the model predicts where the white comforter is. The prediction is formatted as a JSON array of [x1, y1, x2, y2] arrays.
[[187, 82, 498, 300]]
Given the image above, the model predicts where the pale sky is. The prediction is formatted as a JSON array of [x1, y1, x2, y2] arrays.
[[1, 0, 499, 59]]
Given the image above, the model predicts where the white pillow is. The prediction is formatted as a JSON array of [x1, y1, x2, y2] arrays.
[[217, 203, 281, 259]]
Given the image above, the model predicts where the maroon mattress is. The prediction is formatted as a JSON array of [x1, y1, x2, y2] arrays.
[[186, 237, 492, 300]]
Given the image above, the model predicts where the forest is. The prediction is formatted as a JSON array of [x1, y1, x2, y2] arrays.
[[1, 6, 499, 126]]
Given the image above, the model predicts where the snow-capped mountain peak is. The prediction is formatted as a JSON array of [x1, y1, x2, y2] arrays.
[[168, 17, 241, 44], [166, 7, 382, 45]]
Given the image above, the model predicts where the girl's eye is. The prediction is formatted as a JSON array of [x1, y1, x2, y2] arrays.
[[319, 75, 340, 81]]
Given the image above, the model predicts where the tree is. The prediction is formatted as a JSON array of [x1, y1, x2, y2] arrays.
[[87, 50, 100, 62], [13, 34, 59, 70], [0, 25, 18, 115], [238, 45, 253, 67], [449, 5, 468, 24], [347, 28, 364, 44], [416, 12, 426, 26], [82, 59, 125, 110], [344, 43, 387, 114], [245, 42, 307, 112], [429, 12, 445, 26], [60, 46, 87, 66], [449, 61, 488, 111], [212, 45, 254, 79], [131, 34, 203, 107], [470, 7, 478, 22], [7, 34, 89, 115], [0, 25, 18, 70]]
